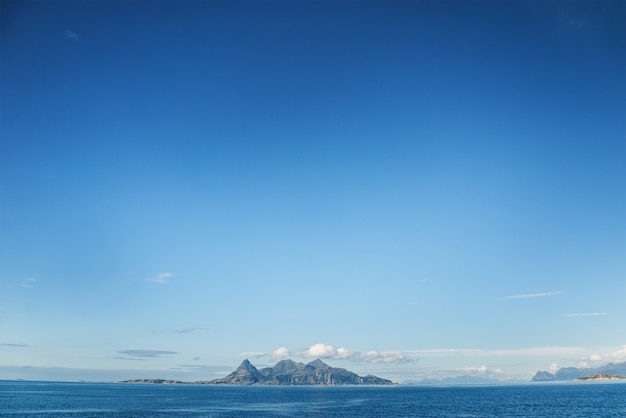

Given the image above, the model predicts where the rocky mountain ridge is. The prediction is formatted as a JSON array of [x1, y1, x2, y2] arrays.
[[208, 358, 394, 385]]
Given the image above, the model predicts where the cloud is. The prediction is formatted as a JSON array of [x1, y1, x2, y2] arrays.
[[504, 291, 564, 300], [259, 343, 416, 364], [117, 350, 178, 358], [240, 351, 269, 359], [176, 327, 200, 334], [411, 344, 626, 368], [64, 30, 79, 40], [20, 278, 36, 288], [0, 343, 28, 348], [303, 343, 351, 359], [170, 364, 228, 375], [455, 365, 488, 374], [612, 345, 626, 362], [270, 347, 291, 361], [405, 346, 590, 358], [405, 348, 483, 355], [424, 365, 506, 380], [582, 345, 626, 365], [359, 350, 412, 363], [591, 345, 626, 363], [150, 272, 173, 284], [564, 312, 607, 317]]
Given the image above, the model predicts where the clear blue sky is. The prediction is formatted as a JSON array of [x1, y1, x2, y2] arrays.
[[1, 0, 625, 383]]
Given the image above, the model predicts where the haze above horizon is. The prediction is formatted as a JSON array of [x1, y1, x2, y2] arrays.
[[1, 0, 625, 383]]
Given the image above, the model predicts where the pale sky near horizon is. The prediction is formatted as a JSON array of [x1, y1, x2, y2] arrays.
[[1, 0, 625, 383]]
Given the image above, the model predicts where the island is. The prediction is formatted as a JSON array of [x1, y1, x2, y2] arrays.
[[122, 359, 394, 386], [575, 374, 625, 381], [531, 361, 626, 382]]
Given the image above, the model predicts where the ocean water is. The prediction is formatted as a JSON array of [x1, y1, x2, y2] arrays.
[[1, 381, 625, 417]]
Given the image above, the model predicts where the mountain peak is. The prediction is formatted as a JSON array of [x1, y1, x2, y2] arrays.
[[210, 358, 264, 385], [307, 359, 329, 369], [272, 359, 303, 371], [237, 359, 254, 371], [275, 359, 298, 365]]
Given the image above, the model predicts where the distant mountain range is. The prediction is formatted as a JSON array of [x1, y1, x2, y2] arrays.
[[208, 359, 394, 385], [532, 361, 626, 382]]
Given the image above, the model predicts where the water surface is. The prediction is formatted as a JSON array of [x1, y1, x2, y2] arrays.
[[1, 381, 625, 417]]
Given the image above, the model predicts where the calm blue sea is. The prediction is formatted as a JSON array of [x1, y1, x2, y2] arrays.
[[1, 381, 625, 417]]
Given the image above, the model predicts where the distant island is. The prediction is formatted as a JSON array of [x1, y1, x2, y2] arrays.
[[123, 359, 394, 386], [532, 361, 626, 382], [123, 379, 189, 384], [575, 374, 625, 381]]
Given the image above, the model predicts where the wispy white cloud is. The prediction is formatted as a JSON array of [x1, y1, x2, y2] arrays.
[[405, 345, 589, 358], [405, 348, 483, 355], [359, 350, 412, 363], [564, 312, 607, 317], [150, 272, 173, 284], [20, 278, 36, 288], [117, 349, 178, 359], [455, 365, 488, 374], [240, 351, 269, 359], [0, 343, 28, 348], [504, 291, 564, 300], [449, 365, 507, 377]]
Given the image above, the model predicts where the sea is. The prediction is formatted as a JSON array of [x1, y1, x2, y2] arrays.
[[1, 380, 625, 417]]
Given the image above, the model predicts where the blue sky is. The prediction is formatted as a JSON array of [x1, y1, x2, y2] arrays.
[[1, 0, 625, 383]]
